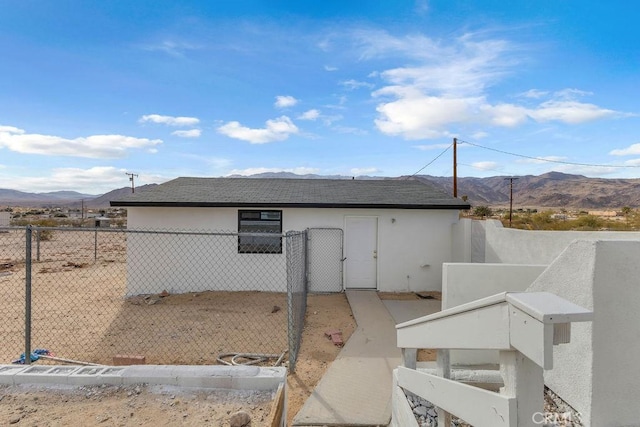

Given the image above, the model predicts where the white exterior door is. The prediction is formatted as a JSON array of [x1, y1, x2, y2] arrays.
[[344, 216, 378, 289]]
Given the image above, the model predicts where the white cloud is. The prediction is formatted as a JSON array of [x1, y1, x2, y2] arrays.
[[529, 100, 616, 124], [554, 164, 619, 176], [299, 109, 321, 121], [481, 103, 529, 127], [516, 156, 567, 164], [139, 114, 200, 127], [332, 125, 367, 135], [519, 89, 549, 99], [274, 95, 298, 108], [172, 129, 202, 138], [369, 34, 512, 96], [139, 40, 201, 57], [351, 167, 380, 175], [0, 125, 25, 134], [609, 143, 640, 156], [0, 126, 162, 159], [324, 65, 338, 71], [340, 79, 374, 90], [217, 116, 299, 144], [374, 92, 476, 139], [471, 131, 489, 139], [226, 167, 319, 176], [471, 161, 500, 171], [360, 30, 627, 139], [7, 166, 133, 194], [553, 88, 592, 100]]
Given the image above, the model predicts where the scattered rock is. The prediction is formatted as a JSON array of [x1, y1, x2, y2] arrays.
[[414, 406, 428, 417], [159, 290, 170, 298], [9, 416, 21, 424], [271, 305, 281, 313], [96, 414, 110, 423], [229, 410, 251, 427], [145, 296, 160, 305]]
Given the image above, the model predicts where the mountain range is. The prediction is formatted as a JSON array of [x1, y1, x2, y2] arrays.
[[2, 172, 640, 209]]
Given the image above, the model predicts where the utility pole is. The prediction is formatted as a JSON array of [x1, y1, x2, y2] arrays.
[[125, 172, 139, 193], [505, 177, 519, 227], [453, 138, 458, 198]]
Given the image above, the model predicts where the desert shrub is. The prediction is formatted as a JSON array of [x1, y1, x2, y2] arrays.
[[10, 218, 57, 240], [573, 215, 602, 230], [473, 205, 493, 218]]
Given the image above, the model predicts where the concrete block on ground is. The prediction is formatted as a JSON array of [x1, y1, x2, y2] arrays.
[[0, 365, 28, 385]]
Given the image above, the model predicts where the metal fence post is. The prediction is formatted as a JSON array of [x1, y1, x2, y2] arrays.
[[36, 227, 40, 262], [286, 232, 294, 370], [304, 229, 309, 293], [25, 225, 32, 365], [94, 228, 98, 262]]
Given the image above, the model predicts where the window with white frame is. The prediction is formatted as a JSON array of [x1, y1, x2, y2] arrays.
[[238, 210, 282, 253]]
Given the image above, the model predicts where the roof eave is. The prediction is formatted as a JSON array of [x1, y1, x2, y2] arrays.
[[110, 201, 471, 210]]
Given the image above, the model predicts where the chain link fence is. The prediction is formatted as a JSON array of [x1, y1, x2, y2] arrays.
[[307, 228, 344, 293], [0, 226, 309, 370]]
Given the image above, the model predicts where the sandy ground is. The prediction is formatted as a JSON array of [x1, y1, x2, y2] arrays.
[[0, 229, 358, 426]]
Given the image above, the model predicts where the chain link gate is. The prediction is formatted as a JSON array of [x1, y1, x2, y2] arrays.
[[307, 228, 344, 293]]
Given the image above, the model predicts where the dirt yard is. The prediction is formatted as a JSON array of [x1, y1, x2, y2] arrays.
[[0, 229, 358, 426]]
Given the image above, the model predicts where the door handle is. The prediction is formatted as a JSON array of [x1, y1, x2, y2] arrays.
[[373, 250, 377, 259]]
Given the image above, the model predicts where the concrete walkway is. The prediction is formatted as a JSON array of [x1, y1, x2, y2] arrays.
[[292, 291, 440, 426]]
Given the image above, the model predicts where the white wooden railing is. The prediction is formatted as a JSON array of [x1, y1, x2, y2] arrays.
[[392, 292, 592, 427]]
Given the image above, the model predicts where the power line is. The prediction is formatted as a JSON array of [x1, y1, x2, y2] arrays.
[[406, 143, 453, 178], [458, 139, 640, 169], [125, 172, 139, 193]]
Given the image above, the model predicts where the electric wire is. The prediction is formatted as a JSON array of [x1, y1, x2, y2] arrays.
[[406, 142, 453, 178], [458, 139, 640, 169]]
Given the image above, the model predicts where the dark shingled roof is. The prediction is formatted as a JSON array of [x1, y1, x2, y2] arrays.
[[110, 177, 470, 210]]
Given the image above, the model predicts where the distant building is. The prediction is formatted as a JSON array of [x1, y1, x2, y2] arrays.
[[587, 210, 618, 218], [0, 212, 10, 227], [94, 216, 111, 228]]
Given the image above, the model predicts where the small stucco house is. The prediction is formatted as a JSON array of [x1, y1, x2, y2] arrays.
[[110, 177, 469, 294]]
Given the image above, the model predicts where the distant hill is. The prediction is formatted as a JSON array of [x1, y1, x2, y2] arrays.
[[0, 185, 157, 209], [69, 184, 158, 209], [2, 172, 640, 209], [226, 172, 379, 180], [0, 188, 96, 206], [411, 172, 640, 209]]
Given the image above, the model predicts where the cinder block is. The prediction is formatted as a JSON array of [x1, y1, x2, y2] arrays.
[[113, 355, 146, 366], [324, 329, 342, 338], [330, 334, 344, 347]]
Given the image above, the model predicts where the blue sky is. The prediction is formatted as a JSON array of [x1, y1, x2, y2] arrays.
[[1, 0, 639, 194]]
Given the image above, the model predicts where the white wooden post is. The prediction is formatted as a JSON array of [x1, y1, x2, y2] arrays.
[[499, 350, 543, 427], [402, 348, 417, 370], [436, 349, 452, 427]]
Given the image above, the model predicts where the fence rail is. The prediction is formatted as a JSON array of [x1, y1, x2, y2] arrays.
[[392, 292, 593, 427], [0, 226, 314, 370]]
